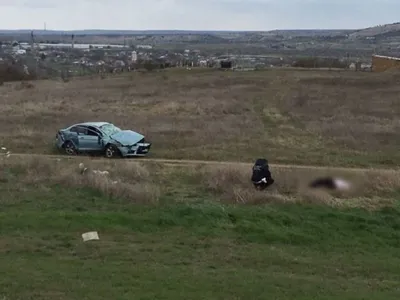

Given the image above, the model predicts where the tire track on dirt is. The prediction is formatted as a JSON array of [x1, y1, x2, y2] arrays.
[[5, 153, 399, 173]]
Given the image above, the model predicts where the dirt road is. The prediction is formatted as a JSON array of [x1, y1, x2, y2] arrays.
[[4, 153, 398, 173]]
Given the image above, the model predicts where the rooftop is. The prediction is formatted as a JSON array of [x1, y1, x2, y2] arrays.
[[372, 54, 400, 61]]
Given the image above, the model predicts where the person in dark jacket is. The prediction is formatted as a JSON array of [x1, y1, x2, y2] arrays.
[[251, 158, 275, 190]]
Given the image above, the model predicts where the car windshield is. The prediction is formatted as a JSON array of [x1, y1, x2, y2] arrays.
[[100, 123, 121, 136]]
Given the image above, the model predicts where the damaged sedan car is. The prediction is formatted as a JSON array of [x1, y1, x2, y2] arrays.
[[55, 122, 151, 158]]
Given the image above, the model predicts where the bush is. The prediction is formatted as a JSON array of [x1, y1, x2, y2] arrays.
[[292, 57, 347, 69], [0, 61, 37, 82], [143, 61, 156, 72]]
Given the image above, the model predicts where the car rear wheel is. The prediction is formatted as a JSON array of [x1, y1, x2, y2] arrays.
[[64, 141, 77, 155], [105, 144, 120, 158]]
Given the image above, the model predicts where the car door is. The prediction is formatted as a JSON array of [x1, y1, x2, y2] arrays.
[[79, 126, 104, 152], [70, 125, 89, 150], [68, 125, 84, 149]]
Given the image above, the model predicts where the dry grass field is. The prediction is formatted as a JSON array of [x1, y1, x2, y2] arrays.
[[1, 68, 400, 299], [1, 68, 399, 167], [2, 155, 399, 210]]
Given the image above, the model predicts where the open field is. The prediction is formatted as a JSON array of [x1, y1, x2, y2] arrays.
[[0, 156, 400, 299], [1, 68, 400, 167], [2, 155, 400, 209], [1, 67, 400, 299]]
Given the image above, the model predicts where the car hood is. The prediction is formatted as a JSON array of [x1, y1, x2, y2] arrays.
[[110, 130, 144, 146]]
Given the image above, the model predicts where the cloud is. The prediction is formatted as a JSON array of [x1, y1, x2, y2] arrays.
[[0, 0, 399, 30]]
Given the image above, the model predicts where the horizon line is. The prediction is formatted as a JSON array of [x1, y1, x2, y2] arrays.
[[0, 28, 359, 32]]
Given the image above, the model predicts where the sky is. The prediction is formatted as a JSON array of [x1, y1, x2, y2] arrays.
[[0, 0, 399, 31]]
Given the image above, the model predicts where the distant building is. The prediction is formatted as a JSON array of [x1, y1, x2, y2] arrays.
[[136, 45, 152, 49], [14, 49, 26, 55], [12, 41, 20, 52], [199, 60, 208, 67], [220, 60, 233, 69], [360, 63, 372, 71], [371, 54, 400, 72], [348, 63, 356, 70], [131, 51, 137, 62]]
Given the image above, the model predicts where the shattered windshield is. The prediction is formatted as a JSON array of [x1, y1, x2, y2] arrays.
[[100, 123, 122, 136]]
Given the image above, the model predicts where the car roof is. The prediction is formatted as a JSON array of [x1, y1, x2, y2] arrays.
[[75, 122, 111, 128]]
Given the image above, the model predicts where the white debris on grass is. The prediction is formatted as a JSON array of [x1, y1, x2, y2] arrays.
[[92, 170, 109, 176], [79, 162, 88, 174], [0, 147, 11, 158], [78, 163, 110, 176], [82, 231, 100, 242]]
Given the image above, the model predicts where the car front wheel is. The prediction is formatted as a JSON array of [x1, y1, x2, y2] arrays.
[[104, 144, 120, 158], [64, 141, 77, 155]]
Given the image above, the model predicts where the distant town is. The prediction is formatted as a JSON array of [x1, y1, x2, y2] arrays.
[[1, 22, 400, 82]]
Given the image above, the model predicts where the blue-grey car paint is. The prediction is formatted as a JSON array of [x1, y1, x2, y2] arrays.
[[110, 130, 144, 146], [55, 122, 151, 157]]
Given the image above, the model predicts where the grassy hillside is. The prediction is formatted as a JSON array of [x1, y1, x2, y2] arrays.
[[0, 156, 400, 299], [349, 22, 400, 38], [1, 68, 399, 167]]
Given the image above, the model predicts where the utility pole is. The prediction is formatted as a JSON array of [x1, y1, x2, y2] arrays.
[[31, 31, 39, 77], [30, 30, 34, 53]]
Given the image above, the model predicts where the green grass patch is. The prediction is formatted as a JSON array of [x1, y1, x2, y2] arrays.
[[1, 185, 400, 299]]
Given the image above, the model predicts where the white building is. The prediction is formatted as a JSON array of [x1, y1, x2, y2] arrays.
[[131, 51, 137, 62], [136, 45, 152, 49], [199, 60, 208, 67], [14, 49, 26, 55]]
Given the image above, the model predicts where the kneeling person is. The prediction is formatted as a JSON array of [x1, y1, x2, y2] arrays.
[[251, 158, 275, 190]]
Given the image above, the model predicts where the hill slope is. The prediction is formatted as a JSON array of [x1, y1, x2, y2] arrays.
[[349, 22, 400, 38]]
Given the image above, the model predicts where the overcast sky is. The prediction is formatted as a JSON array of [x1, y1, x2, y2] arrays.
[[0, 0, 399, 31]]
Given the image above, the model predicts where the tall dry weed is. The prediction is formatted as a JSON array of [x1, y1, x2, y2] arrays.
[[1, 155, 399, 209], [200, 164, 400, 208], [0, 156, 160, 204]]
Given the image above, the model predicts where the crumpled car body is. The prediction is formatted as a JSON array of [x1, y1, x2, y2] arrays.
[[55, 122, 151, 158]]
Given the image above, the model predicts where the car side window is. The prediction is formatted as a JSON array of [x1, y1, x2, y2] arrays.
[[87, 126, 101, 137], [70, 126, 87, 135]]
